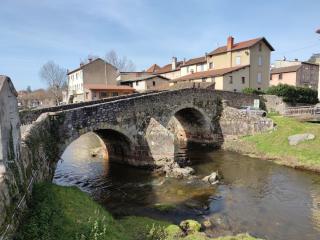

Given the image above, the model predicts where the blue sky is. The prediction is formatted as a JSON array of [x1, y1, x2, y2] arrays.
[[0, 0, 319, 90]]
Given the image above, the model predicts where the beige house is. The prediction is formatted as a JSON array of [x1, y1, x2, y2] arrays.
[[147, 36, 274, 91], [66, 58, 119, 103], [170, 65, 250, 92], [120, 75, 170, 92], [270, 61, 319, 90]]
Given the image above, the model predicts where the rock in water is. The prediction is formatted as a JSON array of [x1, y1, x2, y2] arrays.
[[288, 133, 315, 145], [202, 171, 219, 185], [166, 166, 195, 179]]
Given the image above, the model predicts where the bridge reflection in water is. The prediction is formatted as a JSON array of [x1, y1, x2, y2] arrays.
[[54, 133, 320, 240]]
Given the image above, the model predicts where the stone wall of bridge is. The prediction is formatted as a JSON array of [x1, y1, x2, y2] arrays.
[[0, 87, 272, 239]]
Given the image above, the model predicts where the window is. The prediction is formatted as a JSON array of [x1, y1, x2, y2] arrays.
[[152, 81, 156, 86], [242, 77, 245, 84], [187, 66, 189, 73], [85, 92, 89, 99], [209, 62, 214, 69], [257, 72, 262, 83], [200, 64, 204, 71], [202, 78, 207, 82], [235, 56, 241, 65], [233, 89, 237, 92], [136, 81, 139, 86], [112, 92, 118, 96], [259, 43, 262, 52], [258, 88, 261, 91], [93, 91, 97, 98], [100, 92, 107, 98], [258, 56, 262, 66], [229, 76, 233, 84], [279, 73, 282, 80]]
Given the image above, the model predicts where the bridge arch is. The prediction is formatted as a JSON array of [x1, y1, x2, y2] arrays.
[[167, 106, 215, 147]]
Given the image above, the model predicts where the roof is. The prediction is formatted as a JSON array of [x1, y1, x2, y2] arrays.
[[146, 64, 160, 73], [182, 56, 206, 67], [120, 74, 170, 83], [208, 37, 274, 56], [84, 84, 134, 91], [0, 75, 18, 96], [172, 65, 249, 82], [270, 65, 301, 74], [155, 61, 183, 74], [68, 58, 115, 75]]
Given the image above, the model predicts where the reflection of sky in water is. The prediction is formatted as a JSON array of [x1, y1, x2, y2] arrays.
[[53, 133, 320, 240]]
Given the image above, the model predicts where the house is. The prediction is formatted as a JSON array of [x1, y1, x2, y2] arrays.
[[170, 65, 250, 92], [146, 36, 274, 92], [66, 58, 120, 103], [308, 53, 320, 100], [120, 75, 170, 92], [83, 84, 135, 101], [116, 71, 152, 82], [18, 89, 56, 109], [153, 57, 184, 79], [270, 60, 319, 90]]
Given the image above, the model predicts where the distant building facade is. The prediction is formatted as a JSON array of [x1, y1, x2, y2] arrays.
[[270, 60, 319, 90], [146, 36, 274, 92], [308, 53, 320, 100], [120, 75, 170, 92], [66, 58, 122, 103]]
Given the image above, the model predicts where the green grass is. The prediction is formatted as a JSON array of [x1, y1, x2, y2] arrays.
[[244, 116, 320, 168], [15, 183, 261, 240]]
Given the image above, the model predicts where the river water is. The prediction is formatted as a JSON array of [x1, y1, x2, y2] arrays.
[[53, 133, 320, 240]]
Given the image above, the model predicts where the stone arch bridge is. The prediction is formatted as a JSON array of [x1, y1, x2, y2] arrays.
[[1, 87, 273, 238]]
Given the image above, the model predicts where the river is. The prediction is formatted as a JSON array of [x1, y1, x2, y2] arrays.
[[53, 132, 320, 240]]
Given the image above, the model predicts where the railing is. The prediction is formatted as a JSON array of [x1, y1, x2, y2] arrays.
[[284, 106, 320, 116]]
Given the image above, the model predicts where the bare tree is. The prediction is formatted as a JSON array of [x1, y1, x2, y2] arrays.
[[39, 61, 67, 105], [105, 50, 136, 72]]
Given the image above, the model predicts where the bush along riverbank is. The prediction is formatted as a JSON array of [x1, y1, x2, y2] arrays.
[[14, 183, 261, 240], [223, 115, 320, 173]]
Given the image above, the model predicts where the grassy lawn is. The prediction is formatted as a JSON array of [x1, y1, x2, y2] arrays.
[[243, 116, 320, 169], [15, 183, 261, 240]]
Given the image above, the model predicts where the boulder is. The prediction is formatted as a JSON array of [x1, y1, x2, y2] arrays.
[[179, 219, 201, 234], [288, 133, 315, 146], [202, 171, 219, 185], [166, 166, 195, 179]]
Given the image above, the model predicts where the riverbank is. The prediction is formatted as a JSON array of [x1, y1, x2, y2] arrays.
[[15, 183, 260, 240], [223, 115, 320, 173]]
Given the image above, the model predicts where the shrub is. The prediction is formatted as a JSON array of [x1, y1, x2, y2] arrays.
[[266, 84, 318, 104], [242, 88, 265, 95]]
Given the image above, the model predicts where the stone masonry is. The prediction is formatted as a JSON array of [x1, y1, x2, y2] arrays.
[[0, 86, 273, 239]]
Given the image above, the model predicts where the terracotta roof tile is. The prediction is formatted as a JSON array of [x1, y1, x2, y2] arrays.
[[172, 65, 249, 82], [155, 61, 183, 74], [208, 37, 274, 56], [146, 64, 161, 73], [182, 56, 206, 66], [270, 65, 301, 74], [84, 84, 134, 91]]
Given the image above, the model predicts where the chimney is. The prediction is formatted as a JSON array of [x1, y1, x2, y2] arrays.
[[80, 62, 84, 67], [88, 57, 93, 63], [227, 36, 234, 51], [294, 58, 299, 61], [172, 57, 177, 70]]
